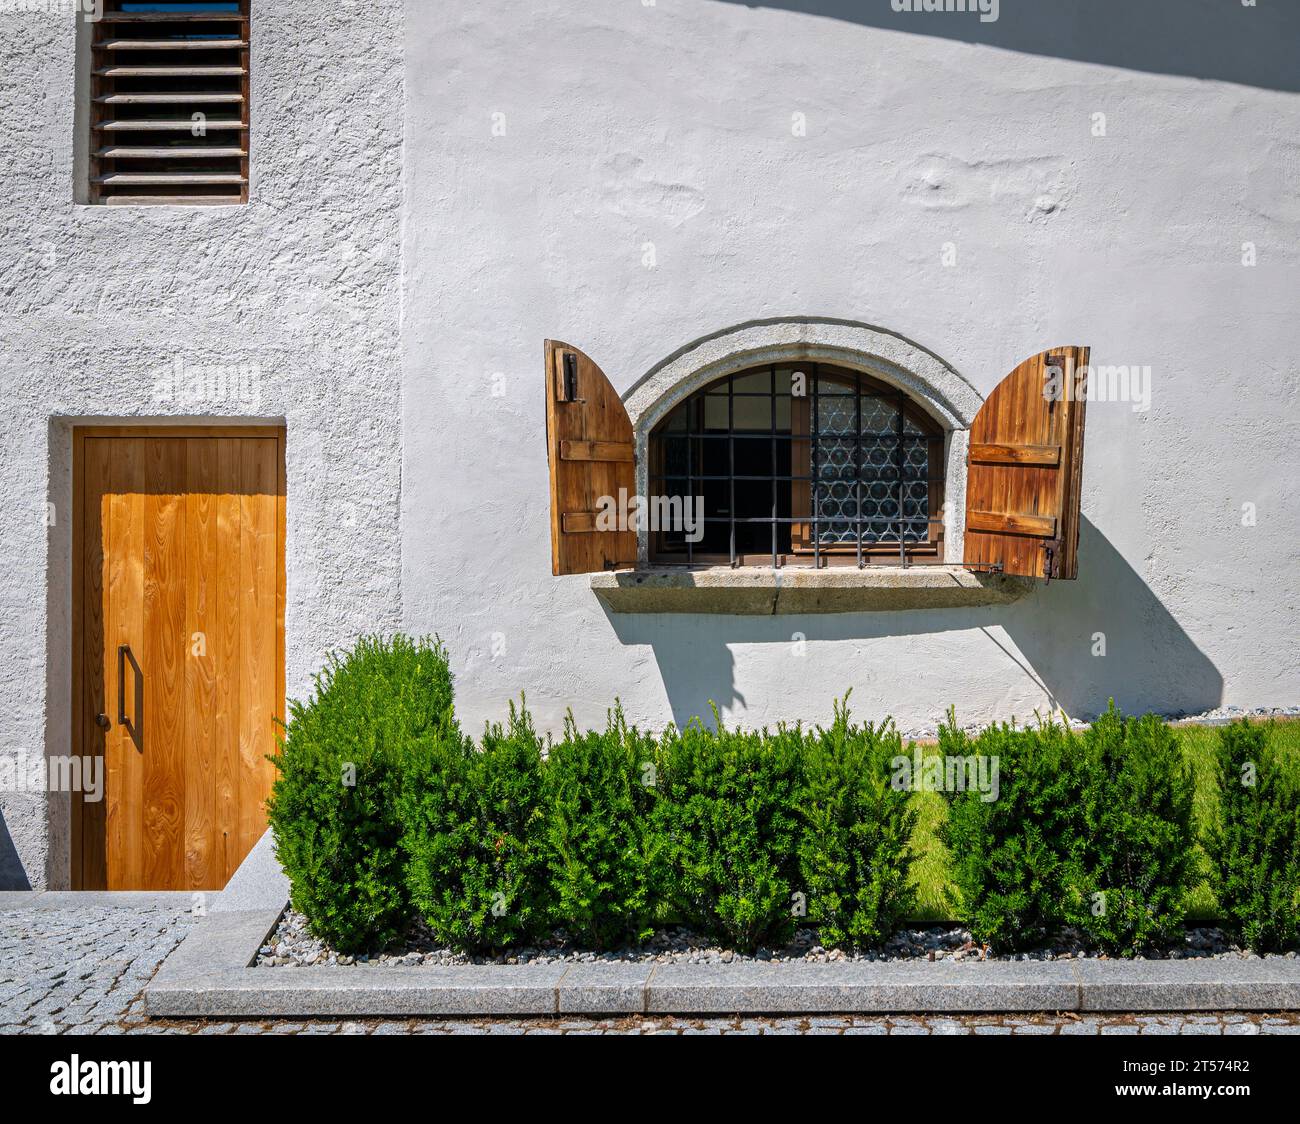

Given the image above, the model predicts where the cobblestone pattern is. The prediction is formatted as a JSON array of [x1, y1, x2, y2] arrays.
[[4, 904, 1300, 1035], [0, 905, 198, 1035]]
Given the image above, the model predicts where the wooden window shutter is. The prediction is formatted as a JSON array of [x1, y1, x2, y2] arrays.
[[89, 2, 250, 206], [964, 346, 1090, 580], [545, 340, 637, 575]]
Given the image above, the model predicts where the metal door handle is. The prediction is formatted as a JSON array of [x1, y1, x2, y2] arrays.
[[95, 713, 111, 730], [118, 645, 128, 726], [117, 645, 143, 749], [116, 644, 138, 732]]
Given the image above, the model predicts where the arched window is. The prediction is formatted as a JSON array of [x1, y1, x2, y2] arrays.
[[544, 328, 1089, 587], [647, 364, 945, 567]]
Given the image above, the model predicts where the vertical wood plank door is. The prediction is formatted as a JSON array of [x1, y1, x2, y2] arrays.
[[76, 431, 285, 891]]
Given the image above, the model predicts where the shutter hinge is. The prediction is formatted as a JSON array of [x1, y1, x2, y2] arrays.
[[558, 352, 584, 403]]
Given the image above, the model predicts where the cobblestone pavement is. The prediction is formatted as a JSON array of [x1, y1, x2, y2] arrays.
[[5, 901, 1300, 1035], [0, 900, 198, 1035]]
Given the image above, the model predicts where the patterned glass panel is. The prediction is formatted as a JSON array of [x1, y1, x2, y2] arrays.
[[811, 391, 931, 546], [814, 397, 858, 543], [860, 397, 897, 435]]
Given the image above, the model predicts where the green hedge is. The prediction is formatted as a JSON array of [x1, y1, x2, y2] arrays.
[[400, 700, 549, 951], [269, 636, 1299, 956], [1212, 720, 1300, 952], [798, 701, 917, 949], [266, 635, 456, 954], [1078, 708, 1198, 956], [941, 715, 1092, 952], [541, 706, 664, 949], [656, 710, 805, 952], [941, 706, 1200, 956]]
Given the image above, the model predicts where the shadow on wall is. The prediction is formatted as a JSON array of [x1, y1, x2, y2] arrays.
[[602, 518, 1222, 729], [721, 0, 1300, 94], [0, 818, 32, 891]]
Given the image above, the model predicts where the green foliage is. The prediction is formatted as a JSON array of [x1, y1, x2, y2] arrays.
[[940, 714, 1092, 952], [1212, 720, 1300, 952], [655, 710, 804, 952], [540, 706, 665, 948], [1078, 707, 1198, 956], [399, 699, 549, 953], [272, 634, 1281, 959], [267, 635, 455, 954], [797, 699, 918, 949]]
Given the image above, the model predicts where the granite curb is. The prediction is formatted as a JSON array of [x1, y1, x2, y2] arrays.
[[143, 832, 1300, 1019]]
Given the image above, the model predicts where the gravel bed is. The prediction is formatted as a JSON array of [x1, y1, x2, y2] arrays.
[[256, 911, 1297, 969]]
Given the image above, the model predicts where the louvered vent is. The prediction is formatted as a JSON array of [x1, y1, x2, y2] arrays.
[[90, 1, 250, 206]]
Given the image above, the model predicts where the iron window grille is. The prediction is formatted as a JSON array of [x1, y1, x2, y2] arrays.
[[648, 364, 946, 568]]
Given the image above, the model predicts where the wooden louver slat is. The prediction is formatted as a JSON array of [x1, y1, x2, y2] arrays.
[[95, 66, 247, 77], [96, 119, 248, 131], [94, 173, 248, 186], [89, 2, 251, 206], [96, 146, 247, 159], [99, 39, 248, 50], [97, 11, 247, 20], [96, 93, 245, 104]]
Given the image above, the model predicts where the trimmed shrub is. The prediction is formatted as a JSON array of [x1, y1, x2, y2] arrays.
[[941, 716, 1092, 952], [541, 706, 665, 948], [267, 635, 455, 954], [400, 699, 549, 952], [1078, 707, 1198, 956], [656, 712, 804, 952], [798, 700, 918, 949], [1213, 720, 1300, 952]]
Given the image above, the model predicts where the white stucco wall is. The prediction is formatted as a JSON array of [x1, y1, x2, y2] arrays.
[[2, 0, 1298, 890], [0, 1, 405, 888], [400, 1, 1299, 737]]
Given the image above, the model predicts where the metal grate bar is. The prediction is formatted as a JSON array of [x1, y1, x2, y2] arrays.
[[728, 375, 736, 568], [770, 365, 778, 570], [812, 363, 820, 570]]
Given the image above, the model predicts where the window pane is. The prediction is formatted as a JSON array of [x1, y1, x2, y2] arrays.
[[814, 373, 854, 396], [731, 370, 771, 394], [703, 395, 729, 429], [660, 403, 689, 431], [731, 396, 772, 431], [816, 395, 856, 434], [902, 438, 930, 479], [860, 397, 898, 435], [657, 436, 692, 476]]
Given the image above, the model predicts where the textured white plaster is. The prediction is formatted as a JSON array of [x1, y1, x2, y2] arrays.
[[4, 1, 1300, 889], [400, 1, 1299, 746], [0, 2, 405, 888]]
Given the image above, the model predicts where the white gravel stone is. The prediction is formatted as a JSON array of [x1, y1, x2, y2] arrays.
[[255, 910, 1260, 969]]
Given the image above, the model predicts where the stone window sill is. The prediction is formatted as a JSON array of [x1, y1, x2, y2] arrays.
[[591, 566, 1033, 615]]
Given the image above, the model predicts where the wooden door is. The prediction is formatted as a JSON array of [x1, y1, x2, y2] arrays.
[[74, 429, 285, 890], [963, 347, 1090, 580]]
